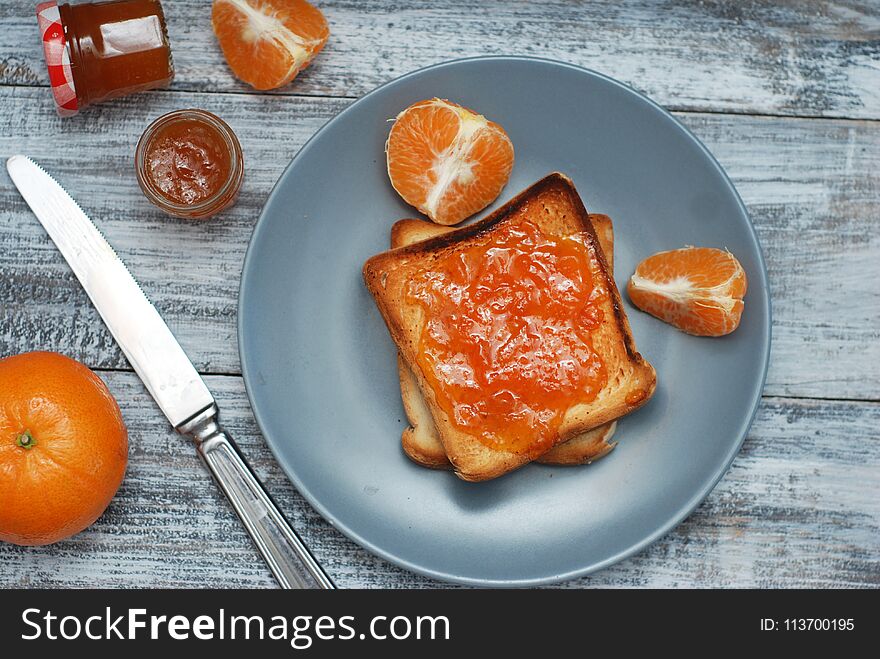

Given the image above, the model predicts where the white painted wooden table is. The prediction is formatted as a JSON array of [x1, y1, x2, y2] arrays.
[[1, 1, 878, 588]]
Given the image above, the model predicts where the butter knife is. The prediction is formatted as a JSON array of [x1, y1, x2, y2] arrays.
[[7, 155, 334, 590]]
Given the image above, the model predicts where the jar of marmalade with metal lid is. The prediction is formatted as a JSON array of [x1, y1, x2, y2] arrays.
[[36, 0, 174, 116]]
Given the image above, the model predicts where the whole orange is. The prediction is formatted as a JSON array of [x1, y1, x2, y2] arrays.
[[0, 351, 128, 546]]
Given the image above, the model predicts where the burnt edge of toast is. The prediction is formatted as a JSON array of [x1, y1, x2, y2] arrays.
[[551, 178, 644, 367], [365, 172, 645, 366], [373, 173, 581, 259]]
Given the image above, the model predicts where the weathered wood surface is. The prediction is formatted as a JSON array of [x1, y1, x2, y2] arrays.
[[2, 1, 879, 119], [1, 87, 878, 400], [0, 1, 878, 588], [0, 373, 876, 588]]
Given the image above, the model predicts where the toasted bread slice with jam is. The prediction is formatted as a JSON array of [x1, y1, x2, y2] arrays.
[[391, 216, 619, 469], [364, 173, 656, 481]]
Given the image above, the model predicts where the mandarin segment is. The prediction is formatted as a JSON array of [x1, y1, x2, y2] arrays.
[[212, 0, 329, 91], [627, 246, 747, 336], [386, 99, 514, 225]]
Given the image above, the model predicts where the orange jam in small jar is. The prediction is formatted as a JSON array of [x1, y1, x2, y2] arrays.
[[36, 0, 174, 116], [135, 109, 244, 220]]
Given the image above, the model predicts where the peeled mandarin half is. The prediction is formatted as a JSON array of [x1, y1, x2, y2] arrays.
[[386, 99, 515, 225], [627, 246, 747, 337], [212, 0, 329, 91]]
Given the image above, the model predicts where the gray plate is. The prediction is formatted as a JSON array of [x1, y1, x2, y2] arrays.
[[238, 57, 771, 586]]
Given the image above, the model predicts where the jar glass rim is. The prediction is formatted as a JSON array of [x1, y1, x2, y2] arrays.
[[135, 109, 243, 215]]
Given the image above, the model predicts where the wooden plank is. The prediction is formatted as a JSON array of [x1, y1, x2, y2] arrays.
[[1, 1, 879, 119], [1, 87, 878, 400], [0, 372, 876, 588], [0, 87, 346, 376]]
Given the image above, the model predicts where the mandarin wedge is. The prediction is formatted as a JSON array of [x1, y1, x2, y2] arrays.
[[386, 98, 514, 225], [627, 246, 747, 336], [212, 0, 329, 91]]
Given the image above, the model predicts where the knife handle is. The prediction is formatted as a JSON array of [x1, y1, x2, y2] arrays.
[[178, 405, 335, 589]]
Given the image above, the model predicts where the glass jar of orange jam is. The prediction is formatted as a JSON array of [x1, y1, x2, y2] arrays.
[[135, 109, 245, 220], [36, 0, 173, 116]]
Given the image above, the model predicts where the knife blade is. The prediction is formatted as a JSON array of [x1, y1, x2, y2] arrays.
[[7, 155, 334, 589], [6, 155, 214, 427]]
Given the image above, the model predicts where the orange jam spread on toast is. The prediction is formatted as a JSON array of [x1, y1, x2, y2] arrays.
[[405, 218, 608, 455]]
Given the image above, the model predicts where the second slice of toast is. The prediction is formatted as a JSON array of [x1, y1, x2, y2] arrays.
[[364, 173, 656, 481], [390, 216, 619, 469]]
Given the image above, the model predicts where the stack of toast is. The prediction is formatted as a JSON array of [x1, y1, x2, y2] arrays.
[[363, 173, 656, 481]]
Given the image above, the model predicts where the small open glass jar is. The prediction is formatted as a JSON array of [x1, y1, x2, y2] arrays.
[[135, 109, 245, 220], [36, 0, 174, 116]]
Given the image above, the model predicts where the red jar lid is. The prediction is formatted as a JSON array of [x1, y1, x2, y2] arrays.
[[36, 1, 79, 117]]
